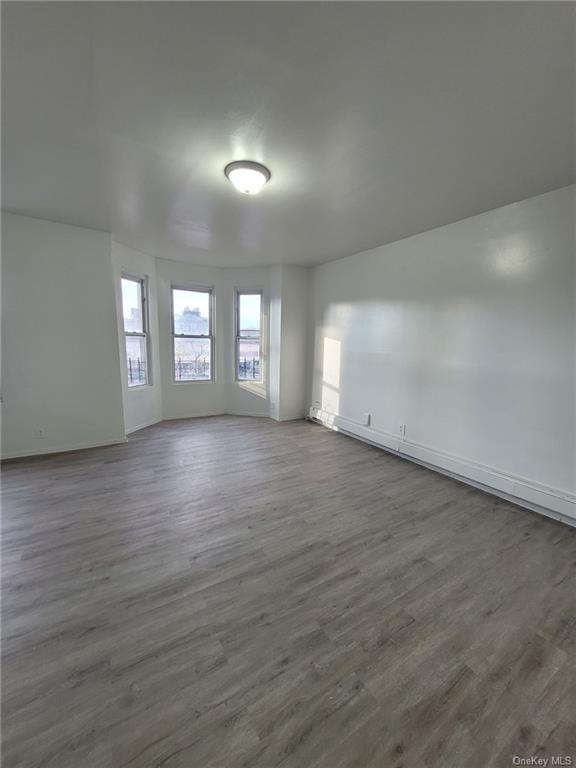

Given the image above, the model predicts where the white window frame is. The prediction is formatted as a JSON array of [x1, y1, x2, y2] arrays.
[[235, 289, 263, 383], [122, 274, 150, 389], [171, 285, 215, 383]]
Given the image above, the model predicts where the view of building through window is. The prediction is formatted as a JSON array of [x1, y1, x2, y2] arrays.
[[121, 277, 148, 386], [131, 286, 262, 384], [172, 288, 212, 381]]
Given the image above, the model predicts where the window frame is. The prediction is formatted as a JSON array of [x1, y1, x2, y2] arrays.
[[121, 274, 150, 389], [235, 289, 263, 383], [170, 284, 215, 384]]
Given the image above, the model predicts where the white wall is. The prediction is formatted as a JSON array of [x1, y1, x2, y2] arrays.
[[155, 259, 272, 420], [269, 267, 282, 421], [310, 186, 576, 521], [279, 266, 310, 421], [269, 266, 310, 421], [112, 241, 162, 434], [1, 213, 125, 457]]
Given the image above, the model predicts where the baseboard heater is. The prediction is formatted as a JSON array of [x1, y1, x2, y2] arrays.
[[308, 407, 576, 529]]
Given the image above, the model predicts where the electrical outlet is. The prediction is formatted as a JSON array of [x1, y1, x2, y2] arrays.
[[361, 413, 371, 427], [33, 427, 46, 439], [399, 423, 406, 437]]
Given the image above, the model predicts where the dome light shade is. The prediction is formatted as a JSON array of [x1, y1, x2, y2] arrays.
[[225, 161, 271, 194]]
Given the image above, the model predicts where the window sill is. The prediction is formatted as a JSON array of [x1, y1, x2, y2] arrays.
[[171, 379, 215, 385], [237, 380, 267, 399]]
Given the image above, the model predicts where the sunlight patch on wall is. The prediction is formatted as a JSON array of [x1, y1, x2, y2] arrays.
[[487, 235, 535, 278], [321, 336, 341, 414]]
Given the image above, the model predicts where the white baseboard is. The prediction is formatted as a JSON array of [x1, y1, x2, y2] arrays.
[[162, 411, 226, 421], [275, 410, 308, 423], [125, 416, 162, 435], [1, 436, 127, 461], [163, 410, 274, 421], [309, 407, 576, 527]]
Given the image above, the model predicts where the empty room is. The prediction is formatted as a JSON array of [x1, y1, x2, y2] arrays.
[[1, 2, 575, 767]]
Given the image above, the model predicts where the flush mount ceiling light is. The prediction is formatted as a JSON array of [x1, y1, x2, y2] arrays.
[[224, 160, 271, 195]]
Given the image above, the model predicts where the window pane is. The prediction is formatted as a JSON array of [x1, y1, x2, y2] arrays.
[[173, 289, 210, 335], [174, 338, 211, 381], [237, 339, 261, 381], [122, 278, 144, 333], [125, 335, 148, 387], [238, 293, 261, 336]]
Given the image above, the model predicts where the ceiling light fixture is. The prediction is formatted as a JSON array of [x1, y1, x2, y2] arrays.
[[225, 160, 271, 195]]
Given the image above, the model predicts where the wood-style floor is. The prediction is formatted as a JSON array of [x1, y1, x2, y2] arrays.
[[2, 416, 575, 768]]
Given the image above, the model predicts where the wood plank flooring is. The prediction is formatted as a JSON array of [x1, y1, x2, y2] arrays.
[[2, 416, 576, 768]]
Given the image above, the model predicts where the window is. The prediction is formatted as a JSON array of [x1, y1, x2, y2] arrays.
[[236, 290, 262, 381], [172, 287, 213, 381], [121, 276, 149, 387]]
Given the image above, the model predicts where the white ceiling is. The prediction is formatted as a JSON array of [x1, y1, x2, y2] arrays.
[[2, 2, 575, 267]]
